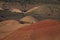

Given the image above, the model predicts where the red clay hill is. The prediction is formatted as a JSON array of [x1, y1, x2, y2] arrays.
[[2, 19, 60, 40]]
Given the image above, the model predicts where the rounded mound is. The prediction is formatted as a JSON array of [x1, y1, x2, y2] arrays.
[[2, 19, 60, 40]]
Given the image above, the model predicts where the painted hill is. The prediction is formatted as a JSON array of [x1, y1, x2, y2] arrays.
[[0, 20, 30, 39], [2, 19, 60, 40], [20, 16, 38, 24]]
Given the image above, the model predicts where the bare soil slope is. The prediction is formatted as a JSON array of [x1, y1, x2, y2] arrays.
[[2, 19, 60, 40], [0, 20, 30, 39]]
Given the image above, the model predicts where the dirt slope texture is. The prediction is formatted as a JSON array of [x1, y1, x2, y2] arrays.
[[2, 19, 60, 40], [0, 20, 31, 39], [20, 16, 38, 24]]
